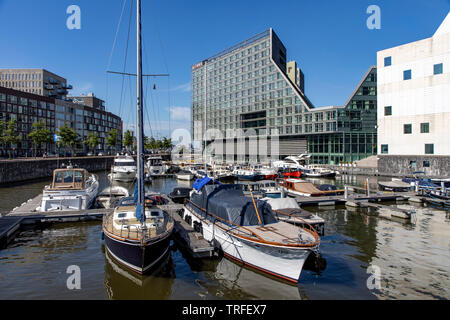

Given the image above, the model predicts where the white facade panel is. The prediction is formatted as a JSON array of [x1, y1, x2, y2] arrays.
[[377, 13, 450, 156]]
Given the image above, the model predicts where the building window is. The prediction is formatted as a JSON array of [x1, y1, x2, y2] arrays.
[[381, 144, 388, 154], [420, 122, 429, 133], [403, 69, 411, 80], [384, 106, 392, 116], [403, 124, 412, 134], [425, 144, 434, 154], [384, 56, 391, 67], [433, 63, 443, 75], [423, 160, 430, 168]]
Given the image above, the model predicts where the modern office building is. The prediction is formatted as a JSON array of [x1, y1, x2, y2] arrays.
[[377, 12, 450, 177], [191, 28, 377, 164], [0, 69, 72, 99], [0, 85, 122, 157]]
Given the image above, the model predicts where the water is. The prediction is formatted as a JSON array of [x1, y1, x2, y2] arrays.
[[0, 172, 449, 300]]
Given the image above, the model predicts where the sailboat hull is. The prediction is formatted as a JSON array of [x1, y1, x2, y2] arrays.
[[103, 230, 171, 274]]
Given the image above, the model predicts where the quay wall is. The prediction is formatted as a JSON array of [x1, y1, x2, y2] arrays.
[[0, 156, 115, 186], [377, 155, 450, 178]]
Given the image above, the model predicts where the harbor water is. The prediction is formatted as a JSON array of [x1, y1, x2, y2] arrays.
[[0, 172, 449, 300]]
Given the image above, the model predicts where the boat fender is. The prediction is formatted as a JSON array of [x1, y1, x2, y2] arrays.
[[101, 231, 104, 240]]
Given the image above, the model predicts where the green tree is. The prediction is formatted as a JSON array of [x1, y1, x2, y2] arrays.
[[84, 131, 100, 154], [162, 137, 173, 150], [3, 119, 21, 158], [27, 120, 52, 157], [57, 123, 80, 157], [123, 130, 133, 152], [106, 128, 120, 153], [0, 120, 5, 156]]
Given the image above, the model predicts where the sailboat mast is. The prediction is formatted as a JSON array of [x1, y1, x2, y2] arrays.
[[136, 0, 145, 215]]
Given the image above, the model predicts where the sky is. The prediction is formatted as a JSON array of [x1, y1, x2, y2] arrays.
[[0, 0, 449, 139]]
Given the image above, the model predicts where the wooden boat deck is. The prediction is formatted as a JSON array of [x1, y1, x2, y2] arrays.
[[103, 210, 174, 241], [245, 222, 316, 245]]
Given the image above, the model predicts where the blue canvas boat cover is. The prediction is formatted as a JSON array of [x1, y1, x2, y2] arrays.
[[189, 184, 277, 226], [192, 175, 221, 191]]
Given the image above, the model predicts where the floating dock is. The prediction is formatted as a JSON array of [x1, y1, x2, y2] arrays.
[[159, 203, 216, 259], [1, 194, 217, 259], [294, 192, 413, 207]]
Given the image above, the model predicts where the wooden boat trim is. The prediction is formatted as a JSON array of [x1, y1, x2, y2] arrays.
[[185, 199, 319, 248]]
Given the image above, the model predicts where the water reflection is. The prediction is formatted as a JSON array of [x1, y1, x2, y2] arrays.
[[198, 254, 303, 300], [103, 247, 176, 300]]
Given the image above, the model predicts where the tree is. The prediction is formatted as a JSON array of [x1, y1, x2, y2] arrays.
[[27, 120, 52, 157], [84, 131, 100, 154], [3, 119, 21, 158], [123, 130, 133, 152], [106, 128, 120, 153], [0, 120, 5, 157], [162, 137, 173, 150], [57, 123, 80, 157]]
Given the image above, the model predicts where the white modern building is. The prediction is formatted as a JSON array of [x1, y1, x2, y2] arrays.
[[377, 12, 450, 177]]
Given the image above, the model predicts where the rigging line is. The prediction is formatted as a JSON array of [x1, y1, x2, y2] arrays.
[[144, 75, 154, 138], [142, 38, 160, 139], [118, 0, 134, 121], [106, 0, 128, 72], [149, 7, 172, 137], [105, 0, 127, 120]]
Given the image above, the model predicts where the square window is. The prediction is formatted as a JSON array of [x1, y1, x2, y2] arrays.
[[381, 144, 388, 154], [425, 144, 434, 154], [403, 70, 411, 80], [384, 106, 392, 116], [403, 124, 412, 134], [423, 161, 430, 168], [384, 56, 391, 67], [420, 122, 429, 133], [433, 63, 443, 75]]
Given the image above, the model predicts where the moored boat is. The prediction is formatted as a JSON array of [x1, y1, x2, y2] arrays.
[[176, 170, 195, 181], [110, 154, 137, 182], [264, 197, 325, 236], [168, 187, 192, 204], [182, 176, 320, 284], [280, 179, 344, 197], [38, 167, 99, 212]]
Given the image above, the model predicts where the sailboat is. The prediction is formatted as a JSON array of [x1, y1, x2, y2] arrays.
[[102, 0, 174, 274]]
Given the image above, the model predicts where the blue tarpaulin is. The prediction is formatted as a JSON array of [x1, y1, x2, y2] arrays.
[[192, 175, 221, 191], [133, 183, 145, 222]]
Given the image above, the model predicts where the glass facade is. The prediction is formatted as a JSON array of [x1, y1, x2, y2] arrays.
[[191, 29, 377, 164]]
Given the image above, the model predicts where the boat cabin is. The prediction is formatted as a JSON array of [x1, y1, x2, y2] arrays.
[[51, 168, 88, 190]]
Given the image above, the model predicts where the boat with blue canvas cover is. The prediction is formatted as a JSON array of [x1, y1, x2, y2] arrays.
[[182, 177, 320, 284]]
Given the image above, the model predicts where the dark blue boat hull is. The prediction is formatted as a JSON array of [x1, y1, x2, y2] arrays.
[[104, 231, 171, 274]]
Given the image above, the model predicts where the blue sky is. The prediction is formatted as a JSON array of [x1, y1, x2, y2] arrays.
[[0, 0, 449, 138]]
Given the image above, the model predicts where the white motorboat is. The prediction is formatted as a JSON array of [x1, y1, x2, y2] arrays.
[[110, 154, 137, 182], [263, 197, 325, 235], [182, 177, 320, 284], [176, 170, 195, 181], [146, 156, 167, 177], [273, 154, 336, 178], [38, 167, 99, 212], [96, 186, 130, 209]]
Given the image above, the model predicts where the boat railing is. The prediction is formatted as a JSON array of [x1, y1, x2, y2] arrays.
[[273, 209, 321, 238]]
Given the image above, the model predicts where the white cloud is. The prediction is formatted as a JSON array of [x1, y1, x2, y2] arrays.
[[170, 106, 191, 121], [171, 82, 190, 92]]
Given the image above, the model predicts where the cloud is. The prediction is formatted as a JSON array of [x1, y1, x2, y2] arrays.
[[170, 106, 191, 121], [171, 82, 191, 93]]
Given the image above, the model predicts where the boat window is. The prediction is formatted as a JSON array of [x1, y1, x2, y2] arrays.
[[150, 211, 160, 217], [64, 171, 74, 183], [55, 172, 64, 183], [117, 213, 127, 218], [74, 171, 83, 183]]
